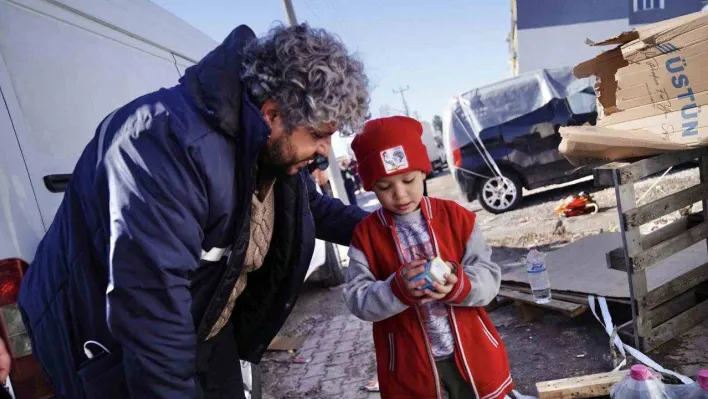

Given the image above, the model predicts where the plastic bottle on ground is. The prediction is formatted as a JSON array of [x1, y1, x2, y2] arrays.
[[610, 365, 671, 399], [666, 369, 708, 399], [526, 245, 551, 304]]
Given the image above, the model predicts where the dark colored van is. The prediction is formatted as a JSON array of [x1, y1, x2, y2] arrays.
[[447, 88, 597, 214]]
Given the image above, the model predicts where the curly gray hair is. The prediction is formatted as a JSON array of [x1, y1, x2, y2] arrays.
[[242, 23, 370, 135]]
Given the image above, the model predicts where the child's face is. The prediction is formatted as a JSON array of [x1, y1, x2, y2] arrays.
[[372, 171, 425, 215]]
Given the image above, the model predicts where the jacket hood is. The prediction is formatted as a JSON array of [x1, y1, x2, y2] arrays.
[[180, 25, 257, 138]]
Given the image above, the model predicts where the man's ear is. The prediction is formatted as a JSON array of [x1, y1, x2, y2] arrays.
[[260, 99, 279, 129]]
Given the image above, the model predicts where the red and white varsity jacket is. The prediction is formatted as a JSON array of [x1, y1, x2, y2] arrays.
[[343, 197, 514, 399]]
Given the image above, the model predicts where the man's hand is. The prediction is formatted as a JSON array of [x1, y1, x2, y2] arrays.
[[420, 271, 459, 305], [400, 259, 429, 300], [0, 338, 11, 385]]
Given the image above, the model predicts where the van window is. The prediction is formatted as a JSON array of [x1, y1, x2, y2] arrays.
[[500, 104, 554, 143]]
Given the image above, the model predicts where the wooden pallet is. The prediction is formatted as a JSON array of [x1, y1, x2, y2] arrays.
[[594, 147, 708, 351], [498, 287, 588, 319], [500, 283, 633, 305]]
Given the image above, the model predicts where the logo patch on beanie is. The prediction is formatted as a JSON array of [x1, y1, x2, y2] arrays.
[[380, 146, 408, 174]]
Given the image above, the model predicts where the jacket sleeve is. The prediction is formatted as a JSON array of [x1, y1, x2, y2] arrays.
[[306, 174, 368, 245], [342, 245, 408, 322], [104, 118, 206, 398], [444, 219, 501, 307]]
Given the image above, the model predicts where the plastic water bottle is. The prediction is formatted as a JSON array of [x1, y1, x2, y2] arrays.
[[667, 370, 708, 399], [526, 245, 551, 304], [611, 365, 671, 399]]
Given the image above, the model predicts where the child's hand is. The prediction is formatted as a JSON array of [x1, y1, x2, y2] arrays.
[[400, 259, 429, 299], [420, 272, 459, 304]]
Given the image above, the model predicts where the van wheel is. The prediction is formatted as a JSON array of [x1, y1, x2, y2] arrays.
[[321, 242, 345, 287], [477, 172, 523, 214]]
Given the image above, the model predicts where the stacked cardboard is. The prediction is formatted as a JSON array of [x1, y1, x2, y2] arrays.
[[559, 11, 708, 165]]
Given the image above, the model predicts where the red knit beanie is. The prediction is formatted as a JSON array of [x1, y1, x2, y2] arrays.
[[351, 116, 432, 191]]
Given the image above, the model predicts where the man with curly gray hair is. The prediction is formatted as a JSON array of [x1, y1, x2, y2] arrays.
[[16, 23, 370, 399]]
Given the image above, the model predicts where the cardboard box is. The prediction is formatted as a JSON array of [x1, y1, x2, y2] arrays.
[[559, 126, 685, 166], [570, 11, 708, 148]]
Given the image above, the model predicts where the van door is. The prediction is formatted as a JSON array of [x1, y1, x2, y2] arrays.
[[0, 0, 187, 228], [0, 69, 46, 262]]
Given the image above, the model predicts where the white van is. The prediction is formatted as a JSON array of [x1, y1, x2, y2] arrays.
[[420, 121, 447, 174], [0, 0, 339, 397]]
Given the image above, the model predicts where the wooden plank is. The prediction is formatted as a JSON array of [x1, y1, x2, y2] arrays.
[[608, 215, 704, 271], [536, 370, 628, 399], [484, 297, 512, 312], [641, 262, 708, 309], [515, 301, 544, 322], [499, 288, 587, 318], [594, 161, 631, 187], [268, 335, 307, 351], [641, 214, 704, 249], [607, 247, 627, 271], [500, 284, 632, 305], [700, 155, 708, 254], [624, 182, 708, 229], [644, 298, 708, 350], [614, 176, 649, 347], [634, 222, 708, 273], [501, 285, 588, 305], [649, 290, 697, 327], [594, 147, 708, 186]]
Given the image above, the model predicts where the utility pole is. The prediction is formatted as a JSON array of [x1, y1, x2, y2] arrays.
[[281, 0, 350, 205], [393, 86, 410, 117], [282, 0, 298, 26]]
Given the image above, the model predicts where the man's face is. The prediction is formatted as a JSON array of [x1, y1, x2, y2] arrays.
[[372, 171, 425, 215], [260, 100, 335, 176]]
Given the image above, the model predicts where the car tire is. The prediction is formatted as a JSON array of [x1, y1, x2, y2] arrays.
[[477, 171, 523, 214], [321, 242, 345, 287]]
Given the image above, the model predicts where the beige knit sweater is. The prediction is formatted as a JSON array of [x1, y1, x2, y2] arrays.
[[207, 179, 276, 339]]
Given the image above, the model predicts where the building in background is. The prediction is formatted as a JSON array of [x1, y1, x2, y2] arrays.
[[509, 0, 706, 76]]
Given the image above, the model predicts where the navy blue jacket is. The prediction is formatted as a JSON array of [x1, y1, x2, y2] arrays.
[[18, 25, 366, 398]]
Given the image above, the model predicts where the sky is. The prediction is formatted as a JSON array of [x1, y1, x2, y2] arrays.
[[151, 0, 512, 156]]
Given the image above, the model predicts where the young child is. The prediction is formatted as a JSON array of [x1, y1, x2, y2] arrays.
[[343, 116, 514, 399]]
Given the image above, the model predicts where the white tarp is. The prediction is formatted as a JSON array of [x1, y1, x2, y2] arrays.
[[445, 67, 594, 141], [442, 67, 595, 179]]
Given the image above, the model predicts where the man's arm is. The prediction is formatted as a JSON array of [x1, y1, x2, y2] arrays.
[[305, 173, 368, 245], [104, 117, 206, 398]]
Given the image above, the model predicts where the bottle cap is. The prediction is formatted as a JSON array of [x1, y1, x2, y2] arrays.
[[697, 369, 708, 391], [630, 365, 653, 381]]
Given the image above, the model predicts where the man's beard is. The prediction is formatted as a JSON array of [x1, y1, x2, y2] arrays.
[[260, 136, 310, 177]]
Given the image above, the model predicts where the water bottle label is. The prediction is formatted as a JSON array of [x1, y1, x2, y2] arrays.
[[527, 262, 546, 274]]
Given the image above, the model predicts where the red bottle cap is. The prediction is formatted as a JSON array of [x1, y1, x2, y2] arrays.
[[630, 365, 653, 381], [697, 369, 708, 391]]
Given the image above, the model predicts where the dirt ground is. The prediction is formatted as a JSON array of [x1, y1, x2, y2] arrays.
[[262, 166, 707, 398]]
